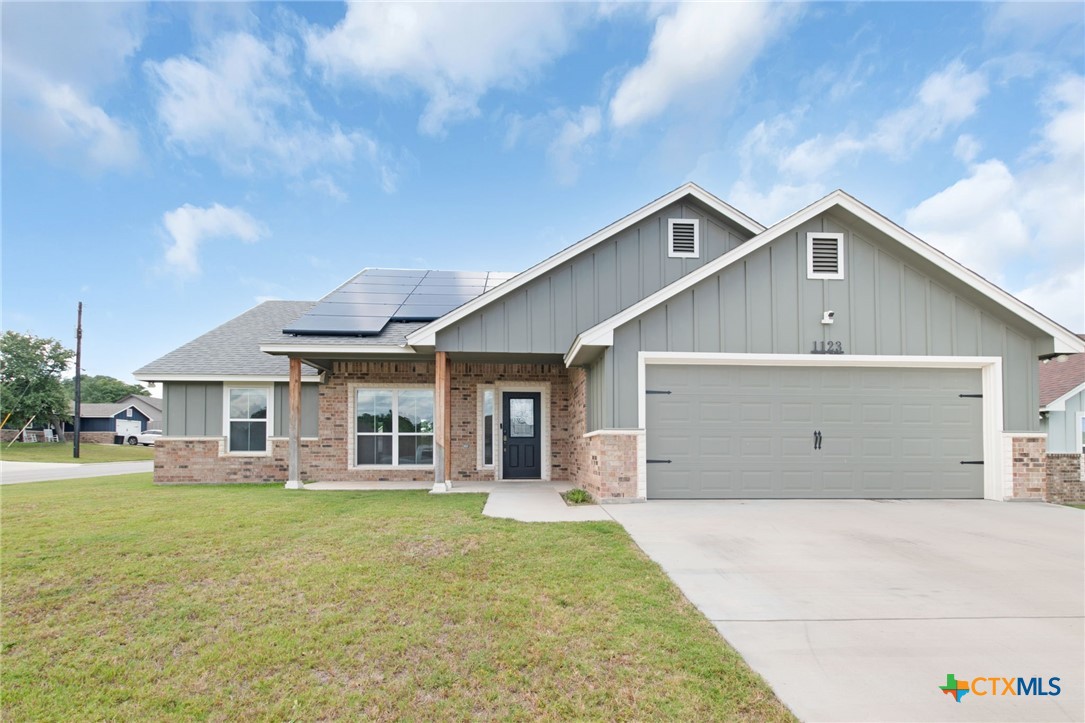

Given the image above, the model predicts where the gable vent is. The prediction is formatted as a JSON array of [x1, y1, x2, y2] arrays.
[[807, 232, 844, 279], [668, 218, 700, 258]]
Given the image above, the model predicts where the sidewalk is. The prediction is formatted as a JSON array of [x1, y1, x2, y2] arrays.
[[0, 460, 154, 485]]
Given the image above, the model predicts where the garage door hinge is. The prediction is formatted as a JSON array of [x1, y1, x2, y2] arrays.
[[958, 393, 983, 398], [646, 459, 672, 464], [960, 460, 984, 465], [645, 389, 671, 395]]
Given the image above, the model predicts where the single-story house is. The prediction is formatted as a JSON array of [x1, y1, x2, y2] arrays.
[[135, 184, 1085, 501], [66, 394, 163, 444], [1038, 340, 1085, 502]]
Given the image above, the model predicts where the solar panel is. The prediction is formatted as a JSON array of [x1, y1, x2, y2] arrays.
[[283, 268, 516, 336]]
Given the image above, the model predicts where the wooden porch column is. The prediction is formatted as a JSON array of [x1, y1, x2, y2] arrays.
[[284, 356, 304, 489], [433, 351, 453, 491]]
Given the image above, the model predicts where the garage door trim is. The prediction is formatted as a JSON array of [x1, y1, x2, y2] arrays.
[[637, 352, 1004, 500]]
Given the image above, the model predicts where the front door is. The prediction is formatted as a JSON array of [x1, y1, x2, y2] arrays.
[[502, 392, 541, 479]]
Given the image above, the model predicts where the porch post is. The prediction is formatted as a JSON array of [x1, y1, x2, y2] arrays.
[[284, 356, 304, 489], [433, 351, 453, 492]]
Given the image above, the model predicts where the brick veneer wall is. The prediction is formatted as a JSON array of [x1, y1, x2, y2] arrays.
[[581, 432, 639, 500], [1045, 454, 1085, 505], [449, 362, 574, 481], [154, 360, 582, 485], [1010, 435, 1047, 499]]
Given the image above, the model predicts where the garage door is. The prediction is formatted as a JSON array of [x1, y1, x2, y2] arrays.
[[646, 365, 984, 499]]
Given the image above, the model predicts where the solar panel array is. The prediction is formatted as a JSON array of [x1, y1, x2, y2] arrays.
[[284, 269, 516, 336]]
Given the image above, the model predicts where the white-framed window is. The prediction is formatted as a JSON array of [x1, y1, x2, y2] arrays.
[[807, 232, 844, 279], [668, 218, 700, 258], [1078, 412, 1085, 454], [355, 388, 434, 466], [478, 386, 495, 468], [225, 385, 271, 453]]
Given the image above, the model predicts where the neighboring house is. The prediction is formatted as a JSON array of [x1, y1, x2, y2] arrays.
[[135, 184, 1084, 501], [66, 394, 163, 444], [1039, 338, 1085, 454]]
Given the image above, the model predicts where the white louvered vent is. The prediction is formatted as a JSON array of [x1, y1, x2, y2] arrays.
[[807, 233, 844, 279], [668, 218, 700, 258]]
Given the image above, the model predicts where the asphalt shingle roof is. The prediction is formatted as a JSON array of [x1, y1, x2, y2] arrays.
[[1040, 336, 1085, 407], [135, 301, 321, 378]]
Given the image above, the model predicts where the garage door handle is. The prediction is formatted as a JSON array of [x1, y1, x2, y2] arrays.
[[646, 459, 671, 464], [813, 430, 822, 450], [960, 460, 984, 465]]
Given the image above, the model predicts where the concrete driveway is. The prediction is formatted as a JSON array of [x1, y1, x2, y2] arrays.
[[606, 500, 1084, 722]]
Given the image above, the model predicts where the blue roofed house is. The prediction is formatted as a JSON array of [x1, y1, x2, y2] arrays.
[[134, 184, 1085, 501]]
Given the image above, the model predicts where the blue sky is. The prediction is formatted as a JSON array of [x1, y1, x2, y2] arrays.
[[3, 1, 1083, 389]]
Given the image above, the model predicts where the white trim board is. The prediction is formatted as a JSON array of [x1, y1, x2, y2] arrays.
[[260, 343, 415, 355], [405, 183, 765, 347], [635, 352, 1006, 502], [134, 373, 324, 383], [567, 190, 1084, 364]]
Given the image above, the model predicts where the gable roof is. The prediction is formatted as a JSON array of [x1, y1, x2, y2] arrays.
[[405, 183, 766, 347], [70, 401, 153, 420], [135, 301, 323, 381], [1040, 338, 1085, 409], [566, 189, 1085, 365]]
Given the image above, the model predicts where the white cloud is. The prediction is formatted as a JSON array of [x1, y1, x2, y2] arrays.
[[954, 134, 982, 164], [1015, 266, 1085, 332], [305, 3, 584, 136], [162, 203, 267, 276], [986, 2, 1085, 47], [780, 61, 989, 177], [727, 179, 827, 227], [147, 32, 398, 191], [1, 3, 144, 171], [609, 3, 794, 129], [904, 160, 1029, 282], [548, 106, 603, 186], [905, 75, 1085, 329]]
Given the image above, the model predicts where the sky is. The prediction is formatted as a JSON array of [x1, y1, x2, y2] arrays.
[[2, 1, 1083, 390]]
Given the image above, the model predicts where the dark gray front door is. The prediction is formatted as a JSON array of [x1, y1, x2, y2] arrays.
[[646, 365, 985, 499], [502, 392, 541, 479]]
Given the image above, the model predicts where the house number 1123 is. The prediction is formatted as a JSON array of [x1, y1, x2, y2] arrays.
[[811, 341, 844, 354]]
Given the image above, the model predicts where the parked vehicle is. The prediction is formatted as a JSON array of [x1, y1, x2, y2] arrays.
[[136, 429, 163, 446]]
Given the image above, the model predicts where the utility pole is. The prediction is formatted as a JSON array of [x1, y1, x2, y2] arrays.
[[73, 302, 82, 459]]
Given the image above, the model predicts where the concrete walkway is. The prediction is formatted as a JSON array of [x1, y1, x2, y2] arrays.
[[304, 479, 612, 522], [0, 460, 154, 485]]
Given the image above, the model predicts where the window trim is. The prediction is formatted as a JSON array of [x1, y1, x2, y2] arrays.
[[222, 384, 273, 456], [477, 385, 496, 469], [1077, 411, 1085, 455], [667, 218, 700, 259], [349, 383, 435, 469], [807, 232, 845, 280]]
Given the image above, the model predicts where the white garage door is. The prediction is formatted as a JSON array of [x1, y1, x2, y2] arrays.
[[645, 364, 984, 499]]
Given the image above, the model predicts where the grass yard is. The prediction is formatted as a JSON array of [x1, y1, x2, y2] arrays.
[[0, 441, 154, 463], [1, 475, 792, 721]]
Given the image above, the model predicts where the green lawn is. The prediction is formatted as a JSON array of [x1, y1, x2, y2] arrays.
[[0, 441, 154, 463], [1, 475, 792, 721]]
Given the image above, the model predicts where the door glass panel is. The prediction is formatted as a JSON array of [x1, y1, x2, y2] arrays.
[[509, 398, 534, 438]]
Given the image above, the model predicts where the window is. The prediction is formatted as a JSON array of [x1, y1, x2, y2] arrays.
[[480, 388, 494, 467], [807, 232, 844, 279], [227, 387, 269, 452], [356, 388, 434, 466], [668, 218, 700, 258]]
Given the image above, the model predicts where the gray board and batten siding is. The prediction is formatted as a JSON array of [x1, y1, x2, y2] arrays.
[[163, 381, 318, 438], [594, 209, 1048, 432], [1044, 390, 1085, 454], [434, 199, 756, 355]]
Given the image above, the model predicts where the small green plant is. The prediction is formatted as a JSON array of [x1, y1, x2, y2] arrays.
[[563, 488, 593, 505]]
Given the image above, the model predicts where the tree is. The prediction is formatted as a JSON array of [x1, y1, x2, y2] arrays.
[[62, 375, 149, 404], [0, 331, 74, 432]]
